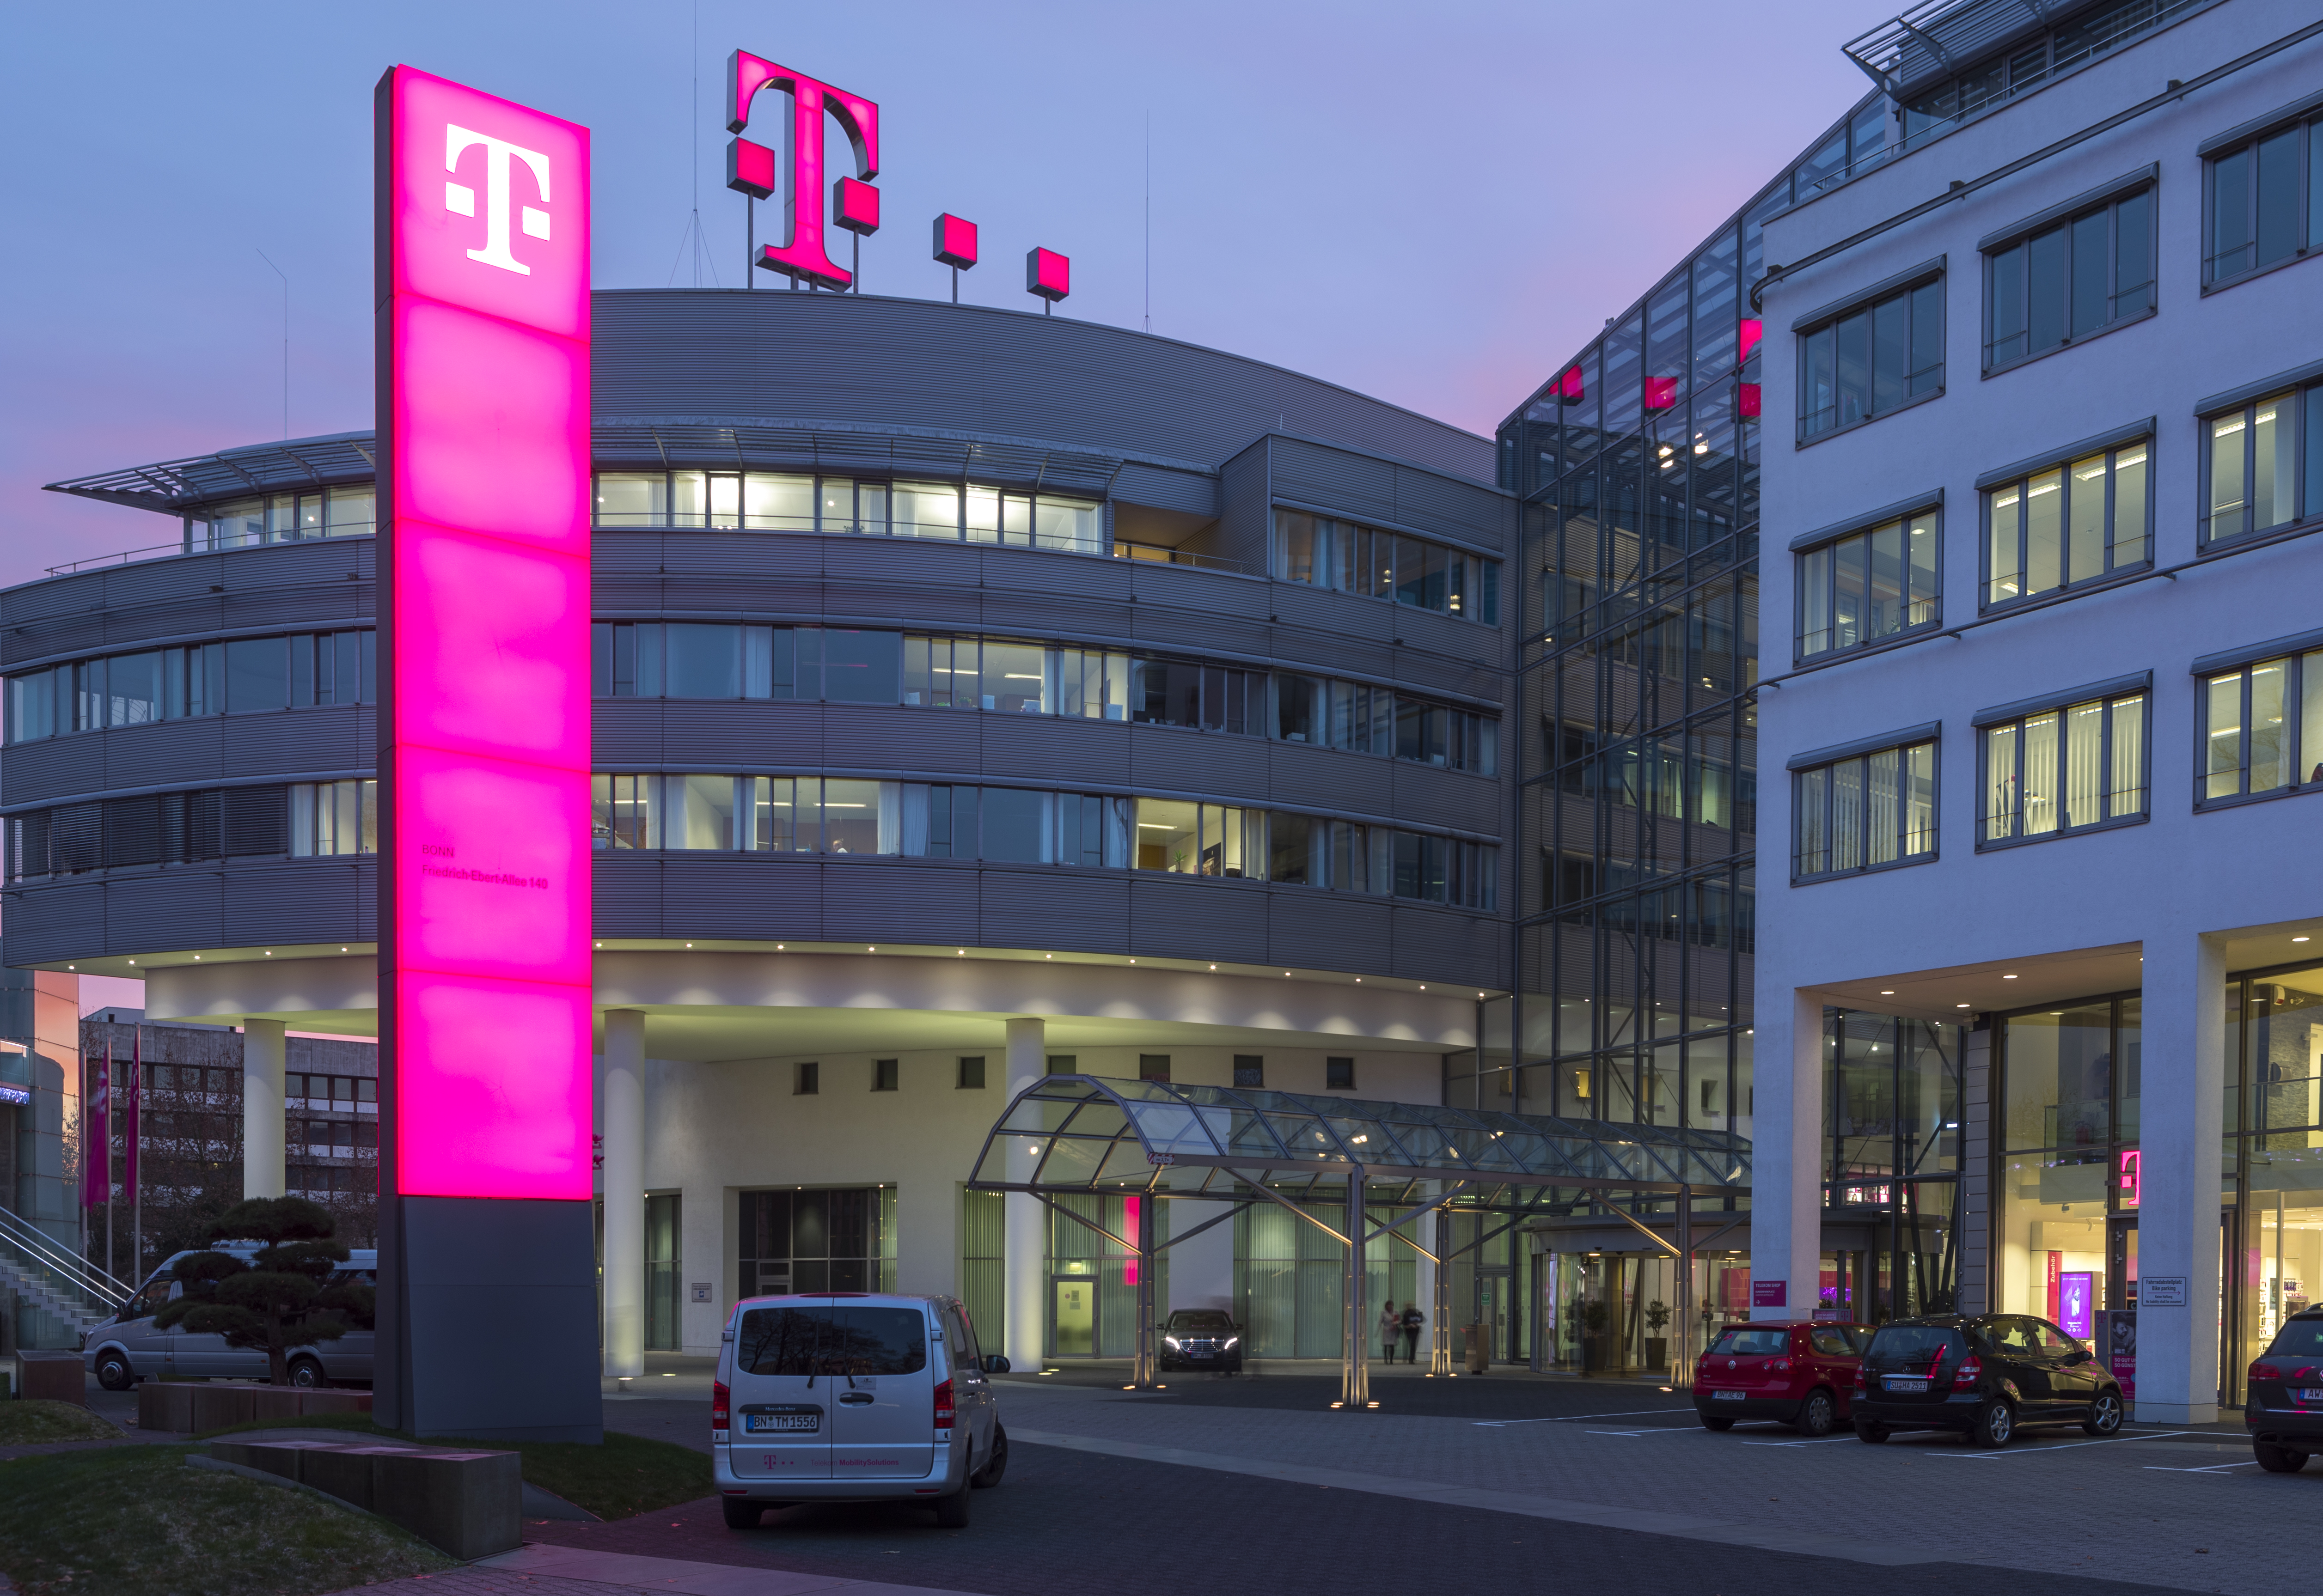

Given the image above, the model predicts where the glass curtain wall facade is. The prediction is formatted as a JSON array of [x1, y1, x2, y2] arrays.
[[1499, 175, 1788, 1142]]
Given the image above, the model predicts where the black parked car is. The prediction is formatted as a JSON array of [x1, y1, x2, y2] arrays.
[[1852, 1313, 2124, 1448], [2246, 1307, 2323, 1471], [1158, 1310, 1242, 1374]]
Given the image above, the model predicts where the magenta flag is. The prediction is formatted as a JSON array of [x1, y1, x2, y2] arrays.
[[122, 1031, 140, 1207], [82, 1044, 110, 1211]]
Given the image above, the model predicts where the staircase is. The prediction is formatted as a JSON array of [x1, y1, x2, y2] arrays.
[[0, 1208, 132, 1340]]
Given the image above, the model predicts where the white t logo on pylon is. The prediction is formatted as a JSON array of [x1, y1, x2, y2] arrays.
[[443, 123, 551, 275]]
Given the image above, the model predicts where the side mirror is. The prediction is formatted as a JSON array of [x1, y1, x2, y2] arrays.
[[982, 1353, 1011, 1374], [2064, 1349, 2091, 1365]]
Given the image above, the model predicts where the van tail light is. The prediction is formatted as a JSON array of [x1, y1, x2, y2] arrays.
[[1952, 1356, 1982, 1389], [712, 1380, 730, 1432], [934, 1378, 956, 1430], [2252, 1362, 2281, 1383]]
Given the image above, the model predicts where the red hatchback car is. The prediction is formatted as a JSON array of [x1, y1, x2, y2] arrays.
[[1693, 1321, 1870, 1435]]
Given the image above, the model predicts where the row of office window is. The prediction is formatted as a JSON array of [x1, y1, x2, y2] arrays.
[[6, 632, 375, 742], [591, 773, 1498, 908], [593, 622, 1499, 774], [1797, 379, 2323, 664], [789, 1053, 1350, 1094], [194, 487, 376, 550], [1272, 511, 1501, 625], [3, 771, 1499, 909], [1784, 654, 2323, 878], [592, 470, 1104, 554], [1799, 112, 2323, 443]]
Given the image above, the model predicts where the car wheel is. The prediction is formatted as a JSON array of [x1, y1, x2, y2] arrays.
[[971, 1424, 1008, 1487], [94, 1352, 134, 1392], [288, 1358, 327, 1390], [933, 1485, 971, 1528], [1699, 1414, 1735, 1432], [1853, 1419, 1889, 1444], [1795, 1389, 1836, 1438], [1969, 1399, 2015, 1449], [2255, 1440, 2310, 1474], [2083, 1389, 2123, 1436], [721, 1498, 764, 1529]]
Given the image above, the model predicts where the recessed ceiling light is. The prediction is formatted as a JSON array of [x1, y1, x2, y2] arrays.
[[1879, 989, 1895, 995], [2002, 973, 2017, 980], [1956, 1003, 1970, 1008], [2297, 937, 2312, 944]]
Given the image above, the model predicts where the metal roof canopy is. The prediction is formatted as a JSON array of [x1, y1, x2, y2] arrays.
[[966, 1075, 1749, 1405]]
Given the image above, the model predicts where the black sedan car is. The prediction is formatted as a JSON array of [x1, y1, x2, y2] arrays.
[[1158, 1310, 1243, 1374], [1852, 1313, 2124, 1447], [2246, 1307, 2323, 1471]]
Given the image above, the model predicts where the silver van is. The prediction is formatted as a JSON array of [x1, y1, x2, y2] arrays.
[[713, 1291, 1006, 1529], [82, 1247, 377, 1389]]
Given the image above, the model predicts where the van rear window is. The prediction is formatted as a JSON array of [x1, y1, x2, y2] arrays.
[[1707, 1327, 1790, 1356], [737, 1306, 928, 1376]]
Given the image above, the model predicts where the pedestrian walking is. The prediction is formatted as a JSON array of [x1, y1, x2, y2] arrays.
[[1401, 1301, 1424, 1364], [1379, 1299, 1400, 1362]]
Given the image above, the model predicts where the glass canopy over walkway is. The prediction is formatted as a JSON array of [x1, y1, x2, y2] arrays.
[[966, 1075, 1751, 1404]]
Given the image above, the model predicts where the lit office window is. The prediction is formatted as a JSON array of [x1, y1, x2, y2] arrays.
[[1271, 510, 1501, 626], [1983, 186, 2153, 370], [2205, 113, 2323, 286], [6, 631, 373, 744], [1797, 511, 1939, 659], [2201, 383, 2323, 547], [1797, 276, 1943, 440], [289, 780, 378, 857], [2200, 650, 2323, 805], [1791, 741, 1936, 882], [1985, 442, 2150, 605], [1979, 689, 2146, 845]]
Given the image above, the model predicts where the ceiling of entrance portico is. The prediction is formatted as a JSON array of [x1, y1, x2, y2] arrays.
[[598, 1005, 1457, 1062]]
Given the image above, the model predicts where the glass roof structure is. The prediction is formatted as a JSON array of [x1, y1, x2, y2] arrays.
[[966, 1075, 1749, 1201]]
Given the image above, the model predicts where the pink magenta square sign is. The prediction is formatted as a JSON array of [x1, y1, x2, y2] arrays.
[[379, 66, 592, 1202]]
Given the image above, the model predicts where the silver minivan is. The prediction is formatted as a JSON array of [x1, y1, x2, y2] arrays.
[[82, 1247, 377, 1389], [713, 1291, 1006, 1529]]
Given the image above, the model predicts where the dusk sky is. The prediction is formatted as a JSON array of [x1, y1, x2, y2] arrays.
[[6, 0, 1878, 591]]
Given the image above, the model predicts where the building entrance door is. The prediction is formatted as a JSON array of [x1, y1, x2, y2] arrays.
[[1053, 1279, 1095, 1357], [2104, 1211, 2239, 1408]]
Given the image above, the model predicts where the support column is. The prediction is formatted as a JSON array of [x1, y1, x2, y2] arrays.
[[2136, 933, 2225, 1423], [601, 1010, 645, 1381], [1131, 1189, 1157, 1388], [242, 1019, 286, 1200], [1674, 1186, 1694, 1389], [1430, 1206, 1454, 1375], [1412, 1189, 1437, 1371], [1003, 1018, 1046, 1372], [1341, 1168, 1369, 1407], [1749, 989, 1823, 1321]]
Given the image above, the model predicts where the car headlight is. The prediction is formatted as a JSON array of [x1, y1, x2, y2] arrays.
[[1223, 1337, 1238, 1350], [1164, 1336, 1180, 1348]]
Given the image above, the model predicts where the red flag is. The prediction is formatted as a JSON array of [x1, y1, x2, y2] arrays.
[[83, 1043, 110, 1211], [122, 1030, 141, 1208]]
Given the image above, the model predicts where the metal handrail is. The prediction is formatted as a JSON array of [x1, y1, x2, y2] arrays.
[[0, 1207, 134, 1310], [44, 542, 190, 577], [1111, 541, 1248, 575]]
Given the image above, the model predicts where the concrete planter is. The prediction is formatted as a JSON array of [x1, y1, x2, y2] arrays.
[[138, 1381, 372, 1434]]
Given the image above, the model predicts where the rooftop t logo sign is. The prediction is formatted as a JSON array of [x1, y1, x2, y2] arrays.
[[724, 50, 879, 290], [444, 124, 552, 275]]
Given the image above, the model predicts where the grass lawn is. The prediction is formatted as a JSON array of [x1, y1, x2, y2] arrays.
[[0, 1401, 124, 1444], [198, 1412, 715, 1520], [0, 1444, 452, 1596]]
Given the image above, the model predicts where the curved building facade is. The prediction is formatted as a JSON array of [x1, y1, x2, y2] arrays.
[[11, 289, 1516, 1363]]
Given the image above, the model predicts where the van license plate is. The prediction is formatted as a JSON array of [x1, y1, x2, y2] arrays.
[[1711, 1390, 1746, 1401], [745, 1413, 819, 1433], [2302, 1389, 2323, 1402], [1884, 1378, 1929, 1393]]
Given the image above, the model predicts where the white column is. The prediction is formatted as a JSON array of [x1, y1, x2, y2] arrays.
[[242, 1019, 286, 1200], [1003, 1017, 1046, 1371], [602, 1009, 646, 1380], [1748, 990, 1823, 1321], [2134, 933, 2225, 1423]]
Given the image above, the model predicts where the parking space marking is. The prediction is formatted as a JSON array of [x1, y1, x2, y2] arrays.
[[2145, 1461, 2259, 1473], [1927, 1430, 2188, 1460], [1741, 1434, 1861, 1446], [1474, 1407, 1694, 1428], [1583, 1426, 1694, 1436]]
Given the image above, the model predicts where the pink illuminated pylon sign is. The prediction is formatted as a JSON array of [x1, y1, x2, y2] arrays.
[[377, 66, 593, 1204], [725, 50, 879, 290]]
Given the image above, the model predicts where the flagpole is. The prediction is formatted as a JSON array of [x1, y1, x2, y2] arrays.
[[129, 1029, 142, 1285]]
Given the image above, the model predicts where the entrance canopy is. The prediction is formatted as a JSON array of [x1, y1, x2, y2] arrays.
[[965, 1074, 1750, 1198]]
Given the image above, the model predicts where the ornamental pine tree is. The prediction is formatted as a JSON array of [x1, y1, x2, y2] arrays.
[[152, 1196, 375, 1386]]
